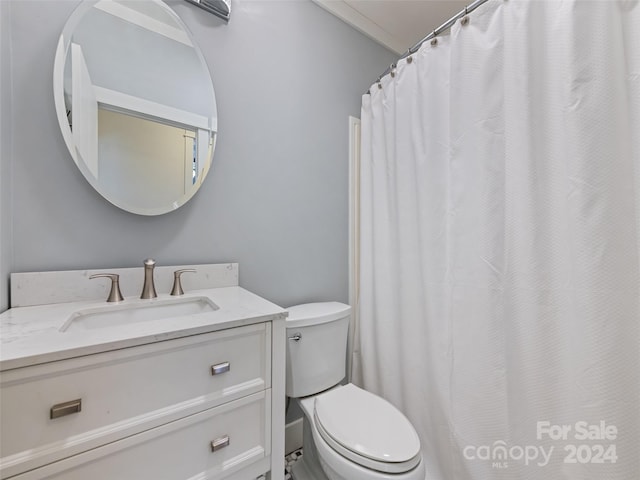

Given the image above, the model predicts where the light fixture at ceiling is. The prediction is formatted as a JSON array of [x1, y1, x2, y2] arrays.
[[184, 0, 231, 22]]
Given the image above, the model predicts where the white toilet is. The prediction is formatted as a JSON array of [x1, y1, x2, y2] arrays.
[[286, 302, 425, 480]]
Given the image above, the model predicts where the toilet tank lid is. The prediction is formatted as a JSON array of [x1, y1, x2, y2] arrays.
[[285, 302, 351, 328]]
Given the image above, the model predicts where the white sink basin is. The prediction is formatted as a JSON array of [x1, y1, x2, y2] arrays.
[[60, 296, 219, 332]]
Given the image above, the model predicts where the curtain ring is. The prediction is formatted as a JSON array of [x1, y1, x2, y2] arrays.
[[461, 5, 470, 25], [390, 64, 396, 78], [430, 31, 438, 46]]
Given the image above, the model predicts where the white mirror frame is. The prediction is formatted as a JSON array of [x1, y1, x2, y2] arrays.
[[53, 0, 217, 216]]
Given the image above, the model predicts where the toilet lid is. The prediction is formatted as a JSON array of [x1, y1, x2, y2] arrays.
[[314, 384, 421, 473]]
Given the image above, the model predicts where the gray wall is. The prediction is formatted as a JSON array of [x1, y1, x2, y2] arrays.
[[1, 1, 13, 312], [0, 0, 395, 311]]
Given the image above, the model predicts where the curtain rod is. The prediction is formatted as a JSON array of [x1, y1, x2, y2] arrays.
[[366, 0, 491, 94]]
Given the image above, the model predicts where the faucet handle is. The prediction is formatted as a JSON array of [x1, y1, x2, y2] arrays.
[[89, 273, 124, 303], [170, 269, 196, 296]]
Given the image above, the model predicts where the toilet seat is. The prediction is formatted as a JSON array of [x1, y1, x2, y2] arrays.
[[313, 384, 422, 474]]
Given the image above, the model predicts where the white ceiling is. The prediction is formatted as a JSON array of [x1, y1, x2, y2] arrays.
[[313, 0, 467, 54]]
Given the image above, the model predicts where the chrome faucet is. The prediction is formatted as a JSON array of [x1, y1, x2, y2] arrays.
[[140, 258, 157, 299]]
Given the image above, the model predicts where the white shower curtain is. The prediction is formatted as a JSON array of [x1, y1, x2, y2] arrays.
[[357, 1, 639, 479]]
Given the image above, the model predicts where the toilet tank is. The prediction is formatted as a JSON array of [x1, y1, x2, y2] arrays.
[[285, 302, 351, 398]]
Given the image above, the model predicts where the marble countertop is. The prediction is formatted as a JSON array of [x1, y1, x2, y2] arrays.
[[0, 286, 287, 371]]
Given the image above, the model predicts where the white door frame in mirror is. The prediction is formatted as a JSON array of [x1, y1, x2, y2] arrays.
[[53, 0, 218, 216]]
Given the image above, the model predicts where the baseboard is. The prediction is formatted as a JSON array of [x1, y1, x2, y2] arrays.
[[285, 418, 303, 454]]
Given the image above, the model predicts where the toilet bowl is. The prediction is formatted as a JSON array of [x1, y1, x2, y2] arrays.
[[286, 302, 425, 480], [295, 384, 425, 480]]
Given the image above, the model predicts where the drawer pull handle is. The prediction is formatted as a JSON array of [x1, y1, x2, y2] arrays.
[[210, 435, 230, 452], [50, 399, 82, 419], [211, 361, 230, 376]]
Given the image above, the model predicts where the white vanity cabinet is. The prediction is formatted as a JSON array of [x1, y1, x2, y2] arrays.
[[1, 323, 278, 480], [0, 267, 286, 480]]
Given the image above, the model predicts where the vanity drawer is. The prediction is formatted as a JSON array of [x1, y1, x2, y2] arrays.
[[11, 391, 271, 480], [0, 323, 271, 478]]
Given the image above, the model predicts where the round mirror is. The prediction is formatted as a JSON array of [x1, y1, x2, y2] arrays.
[[53, 0, 217, 215]]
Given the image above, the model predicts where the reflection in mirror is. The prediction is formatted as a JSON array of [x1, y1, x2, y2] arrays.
[[54, 0, 217, 215]]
